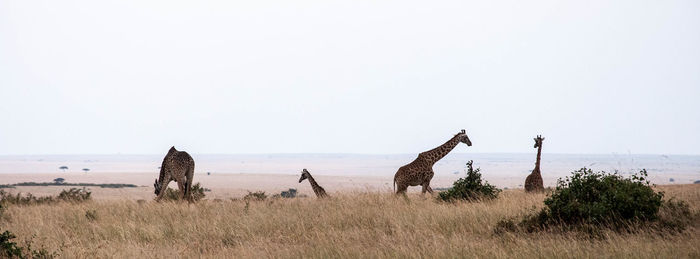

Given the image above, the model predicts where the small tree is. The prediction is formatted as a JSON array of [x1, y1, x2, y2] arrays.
[[53, 178, 65, 184], [82, 168, 90, 174], [437, 160, 501, 202], [59, 166, 68, 172]]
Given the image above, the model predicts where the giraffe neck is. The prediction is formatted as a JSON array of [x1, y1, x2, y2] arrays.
[[421, 134, 462, 165], [158, 153, 173, 182], [533, 144, 542, 174], [306, 175, 322, 192]]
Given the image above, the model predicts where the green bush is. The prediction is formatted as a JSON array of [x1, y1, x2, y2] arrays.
[[0, 188, 91, 206], [10, 182, 137, 188], [161, 183, 207, 202], [1, 231, 22, 258], [496, 168, 697, 234], [1, 230, 57, 259], [437, 160, 500, 202], [57, 188, 91, 202], [545, 168, 662, 224], [0, 190, 57, 205], [244, 191, 267, 201]]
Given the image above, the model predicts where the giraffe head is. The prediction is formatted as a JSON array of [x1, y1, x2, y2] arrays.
[[299, 168, 311, 183], [533, 135, 545, 148], [153, 178, 162, 195], [458, 129, 472, 146]]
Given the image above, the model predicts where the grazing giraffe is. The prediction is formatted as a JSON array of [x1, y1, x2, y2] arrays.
[[525, 135, 545, 192], [394, 129, 472, 194], [299, 169, 329, 198], [154, 146, 195, 202]]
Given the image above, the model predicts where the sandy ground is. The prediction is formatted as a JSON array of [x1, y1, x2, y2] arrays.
[[0, 172, 428, 200], [1, 170, 697, 200], [1, 153, 698, 200]]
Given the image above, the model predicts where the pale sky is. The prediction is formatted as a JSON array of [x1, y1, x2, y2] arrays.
[[1, 0, 699, 155]]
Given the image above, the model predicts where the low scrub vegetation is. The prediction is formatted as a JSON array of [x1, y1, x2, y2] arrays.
[[243, 191, 267, 201], [160, 183, 208, 201], [496, 168, 698, 235], [1, 230, 58, 258], [271, 188, 309, 199], [0, 188, 91, 206], [437, 160, 501, 202], [8, 182, 137, 188]]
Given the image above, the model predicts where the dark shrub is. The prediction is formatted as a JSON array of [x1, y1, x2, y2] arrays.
[[437, 160, 500, 202], [57, 188, 91, 202], [0, 190, 56, 205], [161, 183, 207, 202], [0, 230, 57, 258], [544, 168, 662, 225], [0, 231, 22, 258], [1, 188, 91, 206], [244, 191, 267, 201], [497, 168, 697, 234], [281, 188, 297, 198], [11, 182, 137, 188]]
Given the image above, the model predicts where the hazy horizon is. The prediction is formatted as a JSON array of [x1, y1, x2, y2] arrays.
[[2, 153, 697, 185], [1, 151, 698, 156], [2, 1, 699, 156]]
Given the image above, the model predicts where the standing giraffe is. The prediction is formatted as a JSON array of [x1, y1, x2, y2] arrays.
[[394, 129, 472, 194], [299, 169, 329, 198], [525, 135, 545, 192], [154, 146, 195, 202]]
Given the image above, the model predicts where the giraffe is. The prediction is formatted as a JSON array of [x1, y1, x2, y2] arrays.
[[299, 169, 329, 198], [394, 129, 472, 194], [525, 135, 545, 192], [154, 146, 195, 202]]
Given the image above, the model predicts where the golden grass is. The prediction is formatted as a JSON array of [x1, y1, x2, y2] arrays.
[[2, 185, 699, 258]]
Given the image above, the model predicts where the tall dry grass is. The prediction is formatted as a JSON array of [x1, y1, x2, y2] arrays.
[[2, 185, 699, 258]]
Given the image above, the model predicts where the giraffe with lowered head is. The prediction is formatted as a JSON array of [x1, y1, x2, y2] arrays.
[[394, 129, 472, 194], [154, 146, 195, 202], [299, 169, 329, 198], [525, 135, 545, 192]]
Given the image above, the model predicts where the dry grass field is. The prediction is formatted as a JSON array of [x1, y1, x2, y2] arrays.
[[2, 185, 699, 258]]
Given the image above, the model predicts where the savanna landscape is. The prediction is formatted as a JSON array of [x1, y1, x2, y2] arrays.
[[2, 0, 700, 258], [1, 157, 699, 258], [1, 183, 698, 258]]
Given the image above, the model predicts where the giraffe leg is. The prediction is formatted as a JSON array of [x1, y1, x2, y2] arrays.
[[185, 165, 194, 203], [177, 181, 185, 200], [421, 182, 434, 194], [396, 183, 408, 195]]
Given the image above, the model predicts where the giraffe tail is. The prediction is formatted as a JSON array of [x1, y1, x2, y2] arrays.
[[393, 176, 396, 193]]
